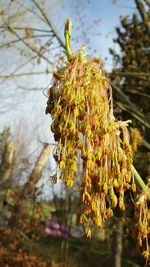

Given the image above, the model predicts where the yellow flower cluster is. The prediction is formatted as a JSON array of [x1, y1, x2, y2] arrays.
[[135, 192, 150, 263], [46, 52, 134, 232], [130, 127, 143, 153]]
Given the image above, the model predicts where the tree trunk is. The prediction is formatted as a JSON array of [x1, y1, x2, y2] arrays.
[[23, 144, 52, 198], [0, 139, 16, 188], [111, 218, 124, 267], [0, 138, 16, 227], [9, 144, 52, 227]]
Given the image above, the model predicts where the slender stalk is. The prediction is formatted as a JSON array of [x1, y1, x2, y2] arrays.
[[64, 18, 73, 60], [131, 165, 150, 199]]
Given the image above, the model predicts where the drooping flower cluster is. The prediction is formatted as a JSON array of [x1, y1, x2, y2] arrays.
[[135, 192, 150, 263], [46, 52, 134, 234], [130, 127, 143, 153]]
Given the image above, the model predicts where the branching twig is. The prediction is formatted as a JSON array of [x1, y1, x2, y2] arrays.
[[5, 22, 53, 65], [111, 82, 150, 129], [0, 71, 51, 79], [0, 55, 37, 85], [111, 71, 150, 78], [0, 26, 53, 33], [142, 139, 150, 150], [125, 89, 150, 99], [0, 34, 54, 49], [110, 71, 150, 82], [115, 101, 150, 129], [32, 0, 65, 49], [111, 82, 146, 118]]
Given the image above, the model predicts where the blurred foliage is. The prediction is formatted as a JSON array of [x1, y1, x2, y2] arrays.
[[109, 2, 150, 264], [110, 12, 150, 144]]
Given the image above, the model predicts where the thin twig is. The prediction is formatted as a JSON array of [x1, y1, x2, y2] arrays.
[[125, 89, 150, 99], [115, 101, 150, 129], [0, 71, 51, 79], [0, 55, 37, 85], [110, 71, 150, 82], [32, 0, 65, 49], [0, 32, 55, 85], [0, 34, 54, 49], [111, 82, 148, 120], [0, 26, 53, 33], [111, 71, 150, 78], [4, 21, 53, 65], [142, 139, 150, 150]]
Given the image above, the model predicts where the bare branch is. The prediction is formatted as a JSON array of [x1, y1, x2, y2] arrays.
[[0, 71, 51, 79], [0, 32, 56, 85], [0, 26, 53, 33], [111, 81, 146, 119], [115, 101, 150, 129], [0, 34, 54, 49], [111, 71, 150, 82], [0, 55, 37, 85], [125, 89, 150, 99], [142, 139, 150, 150], [32, 0, 65, 49], [14, 0, 45, 23], [4, 21, 53, 65]]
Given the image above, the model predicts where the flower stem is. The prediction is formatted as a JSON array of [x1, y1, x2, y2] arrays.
[[64, 18, 73, 60], [131, 165, 150, 199]]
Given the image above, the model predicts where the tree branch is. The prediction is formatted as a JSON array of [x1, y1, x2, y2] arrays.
[[0, 71, 51, 79], [32, 0, 65, 49], [0, 55, 37, 85], [0, 34, 54, 49], [5, 22, 53, 65], [135, 0, 150, 34], [110, 71, 150, 82], [0, 26, 53, 33], [115, 101, 150, 129], [125, 89, 150, 99], [111, 82, 147, 120], [142, 139, 150, 150]]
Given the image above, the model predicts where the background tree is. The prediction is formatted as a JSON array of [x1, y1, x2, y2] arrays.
[[109, 1, 150, 266], [110, 0, 150, 175]]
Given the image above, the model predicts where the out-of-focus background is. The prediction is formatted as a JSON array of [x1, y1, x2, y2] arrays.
[[0, 0, 149, 266]]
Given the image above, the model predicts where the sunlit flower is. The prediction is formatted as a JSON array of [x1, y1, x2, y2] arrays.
[[46, 51, 133, 233]]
